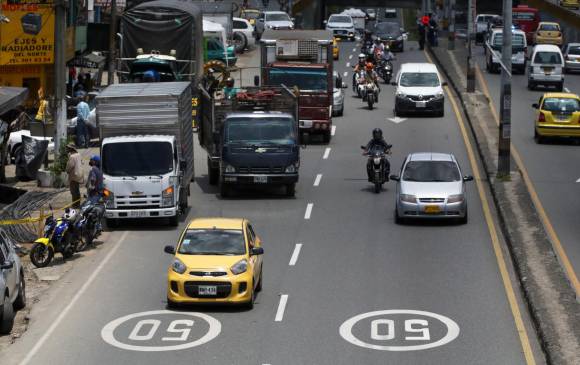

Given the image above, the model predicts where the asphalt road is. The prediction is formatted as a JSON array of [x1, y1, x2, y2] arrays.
[[1, 41, 544, 365], [473, 19, 580, 287]]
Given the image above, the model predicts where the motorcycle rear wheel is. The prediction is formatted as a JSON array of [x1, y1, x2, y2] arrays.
[[368, 93, 375, 110], [30, 243, 54, 268], [374, 181, 381, 193]]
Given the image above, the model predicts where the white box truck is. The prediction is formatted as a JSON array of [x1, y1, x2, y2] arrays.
[[97, 82, 194, 226]]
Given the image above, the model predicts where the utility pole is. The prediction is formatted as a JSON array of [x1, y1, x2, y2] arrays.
[[108, 0, 117, 86], [498, 0, 512, 177], [466, 0, 476, 92], [448, 0, 456, 50], [54, 0, 67, 157]]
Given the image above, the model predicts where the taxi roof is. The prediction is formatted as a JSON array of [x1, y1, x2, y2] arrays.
[[538, 21, 560, 26], [186, 218, 245, 230], [542, 92, 579, 99]]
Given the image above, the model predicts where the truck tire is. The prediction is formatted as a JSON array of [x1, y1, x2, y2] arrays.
[[0, 293, 14, 335], [285, 183, 296, 197], [208, 158, 219, 185], [106, 218, 119, 229], [219, 180, 231, 198], [322, 131, 331, 144], [168, 214, 179, 227], [233, 32, 247, 53]]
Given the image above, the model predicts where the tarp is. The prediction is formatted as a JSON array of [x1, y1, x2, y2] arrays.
[[340, 8, 367, 17], [0, 87, 28, 116], [121, 0, 201, 62], [14, 135, 48, 181]]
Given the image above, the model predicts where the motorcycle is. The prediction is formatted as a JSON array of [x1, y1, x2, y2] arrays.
[[376, 59, 393, 84], [30, 207, 81, 268], [360, 80, 379, 110], [76, 198, 105, 251], [354, 70, 366, 97], [361, 39, 374, 56], [361, 145, 391, 193]]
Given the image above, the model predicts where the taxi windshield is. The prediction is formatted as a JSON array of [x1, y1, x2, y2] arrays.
[[179, 229, 246, 255]]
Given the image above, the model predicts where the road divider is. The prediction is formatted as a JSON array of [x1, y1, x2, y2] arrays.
[[275, 294, 289, 322], [289, 243, 303, 266], [304, 203, 313, 220]]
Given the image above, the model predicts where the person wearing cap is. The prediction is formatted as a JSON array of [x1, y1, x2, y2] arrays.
[[86, 155, 104, 203], [65, 144, 84, 208]]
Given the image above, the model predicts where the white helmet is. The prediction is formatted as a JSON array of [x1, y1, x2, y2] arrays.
[[358, 53, 366, 60], [64, 208, 77, 220]]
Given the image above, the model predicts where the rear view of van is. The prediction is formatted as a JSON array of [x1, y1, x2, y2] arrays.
[[528, 44, 565, 91]]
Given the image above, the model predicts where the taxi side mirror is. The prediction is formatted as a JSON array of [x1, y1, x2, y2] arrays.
[[164, 245, 175, 254], [251, 247, 264, 255], [532, 103, 539, 109]]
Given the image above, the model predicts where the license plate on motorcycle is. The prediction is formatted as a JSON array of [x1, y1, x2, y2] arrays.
[[130, 211, 147, 217], [416, 101, 426, 108], [254, 176, 268, 184], [198, 285, 217, 296], [425, 205, 441, 214]]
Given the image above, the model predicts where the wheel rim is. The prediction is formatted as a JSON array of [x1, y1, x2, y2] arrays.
[[32, 245, 49, 265]]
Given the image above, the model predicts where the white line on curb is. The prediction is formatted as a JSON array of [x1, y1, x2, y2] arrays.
[[323, 147, 331, 159], [314, 174, 322, 186], [275, 294, 289, 322], [289, 243, 303, 266], [304, 203, 313, 219], [20, 231, 130, 365], [331, 125, 336, 136], [346, 62, 350, 67]]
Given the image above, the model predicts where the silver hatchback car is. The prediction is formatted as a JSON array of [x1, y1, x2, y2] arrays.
[[1, 229, 26, 334], [391, 152, 473, 224]]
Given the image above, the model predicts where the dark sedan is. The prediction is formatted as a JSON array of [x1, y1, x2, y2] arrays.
[[374, 22, 406, 52]]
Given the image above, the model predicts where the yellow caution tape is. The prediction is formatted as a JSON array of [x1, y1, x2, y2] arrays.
[[0, 198, 81, 226]]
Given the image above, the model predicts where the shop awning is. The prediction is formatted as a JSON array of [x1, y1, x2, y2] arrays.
[[0, 87, 28, 115]]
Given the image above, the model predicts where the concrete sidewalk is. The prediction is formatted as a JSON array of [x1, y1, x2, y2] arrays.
[[427, 37, 580, 364]]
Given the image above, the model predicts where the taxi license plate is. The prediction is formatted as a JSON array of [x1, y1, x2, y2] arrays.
[[254, 176, 268, 183], [198, 286, 217, 296], [130, 211, 147, 217], [416, 101, 426, 108], [425, 205, 441, 214]]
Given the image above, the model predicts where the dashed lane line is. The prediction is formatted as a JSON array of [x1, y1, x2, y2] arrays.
[[352, 47, 356, 52], [289, 243, 303, 266], [564, 87, 570, 93], [304, 203, 313, 219], [343, 71, 348, 77], [275, 294, 289, 322], [349, 54, 353, 59], [314, 174, 322, 187], [346, 62, 350, 67], [577, 178, 580, 183], [323, 147, 331, 159], [331, 125, 336, 136]]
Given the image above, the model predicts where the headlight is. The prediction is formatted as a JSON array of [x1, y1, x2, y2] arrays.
[[434, 91, 445, 99], [396, 92, 405, 98], [103, 188, 114, 208], [373, 157, 381, 164], [230, 259, 248, 275], [171, 258, 187, 274], [162, 186, 174, 207], [224, 164, 236, 173], [285, 163, 298, 173], [400, 194, 417, 203], [447, 194, 464, 203]]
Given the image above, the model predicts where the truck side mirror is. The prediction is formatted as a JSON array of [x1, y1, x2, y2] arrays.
[[254, 75, 260, 86]]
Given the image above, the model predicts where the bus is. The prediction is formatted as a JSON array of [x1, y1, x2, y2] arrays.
[[512, 5, 540, 43]]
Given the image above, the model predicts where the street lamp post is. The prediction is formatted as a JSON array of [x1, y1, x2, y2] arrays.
[[498, 0, 512, 177], [466, 0, 476, 92]]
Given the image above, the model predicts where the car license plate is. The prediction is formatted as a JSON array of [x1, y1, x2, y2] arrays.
[[198, 286, 217, 296], [254, 176, 268, 183], [130, 211, 147, 217], [425, 205, 441, 214], [416, 101, 426, 108]]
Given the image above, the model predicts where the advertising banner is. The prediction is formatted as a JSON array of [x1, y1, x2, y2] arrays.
[[0, 0, 55, 65]]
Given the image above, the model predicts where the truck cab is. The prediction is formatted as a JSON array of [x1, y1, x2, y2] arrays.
[[259, 30, 334, 143]]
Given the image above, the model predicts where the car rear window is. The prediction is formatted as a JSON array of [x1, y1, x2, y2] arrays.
[[539, 24, 559, 31], [533, 51, 562, 64], [492, 33, 525, 47], [513, 12, 536, 21], [403, 161, 461, 182], [567, 46, 580, 55], [542, 98, 580, 113]]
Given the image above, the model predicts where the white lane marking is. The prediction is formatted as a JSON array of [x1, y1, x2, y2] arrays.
[[20, 231, 129, 365], [352, 47, 356, 52], [343, 71, 348, 77], [349, 54, 353, 59], [346, 62, 351, 67], [331, 125, 337, 136], [314, 174, 323, 187], [564, 87, 570, 93], [304, 203, 314, 219], [275, 294, 289, 322], [576, 178, 580, 183], [387, 117, 407, 124], [289, 243, 303, 266], [323, 147, 331, 159]]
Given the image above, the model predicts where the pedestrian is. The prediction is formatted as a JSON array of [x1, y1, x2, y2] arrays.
[[35, 88, 49, 125], [418, 21, 426, 50], [65, 143, 84, 209], [86, 155, 104, 203], [428, 13, 438, 47], [76, 94, 90, 148]]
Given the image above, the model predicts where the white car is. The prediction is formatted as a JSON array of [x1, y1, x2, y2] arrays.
[[0, 228, 26, 335], [7, 130, 54, 164], [256, 11, 294, 38], [325, 14, 355, 40], [393, 63, 447, 117], [233, 17, 255, 48], [333, 71, 347, 116], [485, 29, 527, 74]]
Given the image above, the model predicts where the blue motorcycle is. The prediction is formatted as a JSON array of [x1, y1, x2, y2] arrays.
[[30, 208, 81, 268]]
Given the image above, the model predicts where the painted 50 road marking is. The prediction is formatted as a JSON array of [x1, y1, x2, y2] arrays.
[[101, 310, 221, 352], [339, 309, 460, 351]]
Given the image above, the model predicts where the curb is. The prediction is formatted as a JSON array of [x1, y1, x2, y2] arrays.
[[427, 43, 580, 364]]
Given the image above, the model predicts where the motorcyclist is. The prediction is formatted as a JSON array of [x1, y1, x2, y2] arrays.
[[361, 29, 374, 53], [381, 44, 395, 62], [353, 53, 367, 90], [362, 63, 380, 101], [86, 155, 105, 232], [363, 128, 392, 181], [223, 77, 239, 99], [371, 38, 384, 56]]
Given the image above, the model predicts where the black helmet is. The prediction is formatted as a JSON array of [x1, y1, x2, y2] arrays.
[[225, 77, 234, 87], [372, 128, 383, 140]]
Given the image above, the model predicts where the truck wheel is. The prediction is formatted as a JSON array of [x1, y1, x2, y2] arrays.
[[0, 293, 14, 335], [106, 218, 118, 229], [322, 131, 331, 144], [219, 181, 231, 198], [208, 158, 219, 185], [285, 183, 296, 197], [168, 214, 179, 227], [233, 31, 247, 53]]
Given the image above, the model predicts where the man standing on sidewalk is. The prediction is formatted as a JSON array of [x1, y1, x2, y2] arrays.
[[65, 143, 83, 208], [76, 95, 90, 148]]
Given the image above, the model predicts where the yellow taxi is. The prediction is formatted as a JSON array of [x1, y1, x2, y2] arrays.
[[533, 92, 580, 143], [333, 37, 340, 60], [240, 8, 260, 26], [533, 22, 563, 46], [560, 0, 579, 10], [164, 218, 264, 308]]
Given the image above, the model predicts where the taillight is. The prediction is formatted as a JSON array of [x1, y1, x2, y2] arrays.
[[538, 113, 546, 123]]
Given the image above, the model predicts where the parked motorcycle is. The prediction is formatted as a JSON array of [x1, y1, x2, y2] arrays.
[[76, 199, 104, 251], [361, 145, 391, 193], [30, 208, 81, 268]]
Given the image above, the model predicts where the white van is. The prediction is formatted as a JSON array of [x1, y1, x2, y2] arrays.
[[393, 63, 447, 117], [528, 44, 565, 91], [485, 29, 527, 74]]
